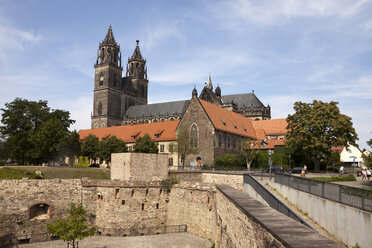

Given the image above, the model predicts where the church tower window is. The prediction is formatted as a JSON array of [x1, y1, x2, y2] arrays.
[[98, 102, 102, 116]]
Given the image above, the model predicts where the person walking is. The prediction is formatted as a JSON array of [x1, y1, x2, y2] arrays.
[[301, 165, 307, 177], [339, 165, 345, 176]]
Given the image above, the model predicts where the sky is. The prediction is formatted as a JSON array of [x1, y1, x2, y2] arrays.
[[0, 0, 371, 150]]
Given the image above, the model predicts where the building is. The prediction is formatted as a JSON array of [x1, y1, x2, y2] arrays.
[[91, 26, 271, 129]]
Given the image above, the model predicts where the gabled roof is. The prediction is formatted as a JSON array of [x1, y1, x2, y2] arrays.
[[221, 93, 265, 108], [199, 99, 256, 138], [251, 119, 288, 136], [79, 120, 179, 143], [124, 100, 190, 119]]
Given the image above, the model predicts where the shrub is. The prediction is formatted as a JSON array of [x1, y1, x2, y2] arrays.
[[161, 174, 179, 191], [214, 153, 245, 169]]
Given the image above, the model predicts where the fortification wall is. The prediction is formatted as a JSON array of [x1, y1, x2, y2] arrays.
[[166, 182, 218, 243], [0, 179, 95, 243], [201, 173, 244, 192], [111, 153, 168, 182]]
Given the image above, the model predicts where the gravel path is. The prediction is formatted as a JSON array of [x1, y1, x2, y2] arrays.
[[15, 233, 212, 248]]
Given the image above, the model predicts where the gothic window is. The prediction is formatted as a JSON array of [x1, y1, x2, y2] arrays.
[[141, 85, 145, 97], [190, 124, 198, 149], [113, 73, 117, 87], [98, 102, 102, 116]]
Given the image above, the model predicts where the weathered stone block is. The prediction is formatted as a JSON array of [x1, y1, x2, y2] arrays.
[[111, 153, 168, 182]]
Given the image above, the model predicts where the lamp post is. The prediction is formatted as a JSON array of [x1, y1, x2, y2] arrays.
[[288, 154, 291, 169], [350, 156, 357, 176], [268, 149, 273, 181]]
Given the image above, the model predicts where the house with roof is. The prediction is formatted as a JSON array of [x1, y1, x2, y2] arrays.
[[332, 145, 364, 167]]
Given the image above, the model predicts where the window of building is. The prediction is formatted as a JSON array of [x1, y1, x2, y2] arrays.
[[190, 124, 198, 149], [160, 144, 164, 152], [154, 134, 160, 138], [128, 146, 133, 151], [131, 135, 136, 140], [168, 158, 173, 166], [98, 102, 102, 116], [169, 144, 174, 153]]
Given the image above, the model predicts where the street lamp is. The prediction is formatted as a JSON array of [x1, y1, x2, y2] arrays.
[[268, 149, 273, 181], [350, 156, 357, 176], [288, 154, 291, 169]]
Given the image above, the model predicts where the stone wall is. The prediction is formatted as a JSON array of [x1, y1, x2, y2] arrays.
[[166, 182, 218, 243], [0, 179, 95, 243], [202, 173, 244, 192], [111, 153, 168, 182]]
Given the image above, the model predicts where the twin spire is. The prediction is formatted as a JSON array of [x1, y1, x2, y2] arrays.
[[102, 25, 118, 46]]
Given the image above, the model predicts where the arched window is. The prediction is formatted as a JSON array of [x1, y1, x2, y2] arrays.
[[98, 102, 102, 116], [29, 203, 50, 220], [190, 124, 198, 149]]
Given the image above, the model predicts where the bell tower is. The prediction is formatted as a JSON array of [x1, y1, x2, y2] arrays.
[[91, 25, 123, 129], [125, 40, 148, 101]]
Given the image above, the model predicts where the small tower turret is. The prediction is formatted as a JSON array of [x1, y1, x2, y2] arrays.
[[192, 86, 198, 98]]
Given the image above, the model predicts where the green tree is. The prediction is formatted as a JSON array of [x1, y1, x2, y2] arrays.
[[240, 138, 261, 170], [133, 133, 158, 153], [56, 131, 81, 165], [363, 136, 372, 167], [0, 98, 74, 164], [174, 125, 198, 168], [286, 100, 358, 172], [47, 203, 96, 248], [98, 136, 127, 164], [81, 134, 99, 163]]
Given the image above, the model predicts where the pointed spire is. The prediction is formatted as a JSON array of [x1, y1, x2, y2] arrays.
[[131, 40, 143, 60], [192, 86, 198, 98], [102, 25, 118, 45], [206, 73, 213, 90]]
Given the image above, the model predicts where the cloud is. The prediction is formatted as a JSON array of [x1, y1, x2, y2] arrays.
[[143, 22, 184, 49], [207, 0, 369, 28], [0, 21, 42, 60]]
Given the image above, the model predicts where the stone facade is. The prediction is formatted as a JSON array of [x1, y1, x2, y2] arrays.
[[111, 153, 168, 182], [91, 26, 148, 129], [178, 96, 216, 166]]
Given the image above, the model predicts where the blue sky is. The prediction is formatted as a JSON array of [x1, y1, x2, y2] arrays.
[[0, 0, 371, 150]]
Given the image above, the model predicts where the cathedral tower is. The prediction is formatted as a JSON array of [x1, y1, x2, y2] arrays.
[[91, 25, 123, 128]]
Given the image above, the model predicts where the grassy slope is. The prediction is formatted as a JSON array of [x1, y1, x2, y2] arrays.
[[0, 166, 110, 180], [310, 175, 356, 182]]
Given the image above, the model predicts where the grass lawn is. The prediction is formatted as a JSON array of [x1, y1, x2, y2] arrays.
[[310, 174, 356, 182], [0, 166, 110, 180]]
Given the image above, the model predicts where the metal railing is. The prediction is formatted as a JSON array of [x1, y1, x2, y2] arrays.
[[275, 173, 372, 212], [244, 174, 313, 229], [97, 224, 187, 237], [169, 166, 249, 174]]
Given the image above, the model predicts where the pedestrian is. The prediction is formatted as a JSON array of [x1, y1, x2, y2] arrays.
[[301, 165, 307, 177], [339, 165, 345, 176], [361, 168, 367, 181], [367, 168, 371, 181]]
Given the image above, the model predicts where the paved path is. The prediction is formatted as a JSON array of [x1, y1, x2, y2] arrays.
[[15, 233, 212, 248]]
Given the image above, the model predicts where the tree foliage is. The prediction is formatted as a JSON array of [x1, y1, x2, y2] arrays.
[[81, 134, 99, 163], [240, 138, 261, 170], [286, 100, 358, 172], [56, 131, 81, 165], [214, 153, 246, 169], [363, 135, 372, 168], [175, 125, 198, 167], [0, 98, 75, 164], [98, 135, 127, 164], [47, 203, 96, 248], [133, 133, 158, 153]]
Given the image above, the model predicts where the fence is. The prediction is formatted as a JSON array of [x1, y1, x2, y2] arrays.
[[243, 174, 313, 229], [275, 173, 372, 212], [97, 224, 187, 237], [169, 166, 249, 174]]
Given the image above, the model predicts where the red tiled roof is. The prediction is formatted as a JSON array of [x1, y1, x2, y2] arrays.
[[199, 99, 257, 138], [252, 118, 288, 136], [78, 120, 179, 143]]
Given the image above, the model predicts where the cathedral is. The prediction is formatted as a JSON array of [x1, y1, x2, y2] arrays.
[[91, 26, 271, 129]]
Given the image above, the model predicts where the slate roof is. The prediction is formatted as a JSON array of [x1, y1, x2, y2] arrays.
[[221, 93, 265, 108], [79, 120, 179, 143], [124, 100, 190, 119]]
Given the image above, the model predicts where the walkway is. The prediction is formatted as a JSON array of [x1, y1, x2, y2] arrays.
[[16, 233, 212, 248]]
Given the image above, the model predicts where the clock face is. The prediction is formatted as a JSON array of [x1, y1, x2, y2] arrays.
[[100, 76, 104, 82]]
